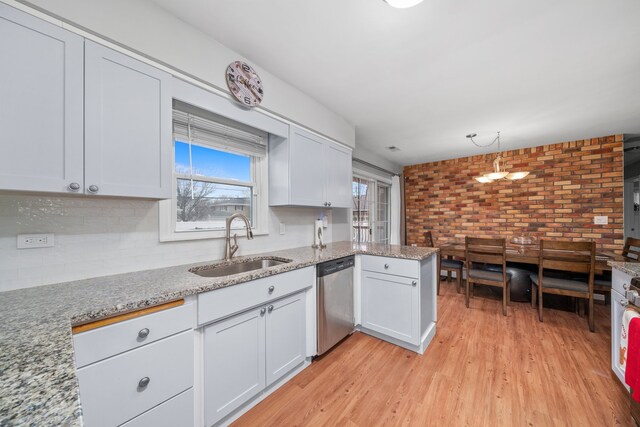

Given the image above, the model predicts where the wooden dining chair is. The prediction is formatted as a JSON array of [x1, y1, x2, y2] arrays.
[[425, 231, 463, 295], [465, 237, 511, 316], [530, 240, 596, 332], [592, 237, 640, 302], [623, 237, 640, 261]]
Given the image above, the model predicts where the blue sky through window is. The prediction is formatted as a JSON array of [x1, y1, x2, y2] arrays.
[[175, 140, 251, 181]]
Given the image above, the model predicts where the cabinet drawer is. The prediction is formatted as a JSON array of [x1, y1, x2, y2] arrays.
[[76, 330, 194, 427], [361, 255, 419, 279], [121, 388, 194, 427], [73, 302, 194, 368], [198, 266, 314, 325]]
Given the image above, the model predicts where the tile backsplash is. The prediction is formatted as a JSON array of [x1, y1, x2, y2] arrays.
[[0, 194, 343, 292]]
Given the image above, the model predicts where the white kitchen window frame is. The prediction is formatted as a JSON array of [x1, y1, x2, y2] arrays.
[[160, 113, 269, 242]]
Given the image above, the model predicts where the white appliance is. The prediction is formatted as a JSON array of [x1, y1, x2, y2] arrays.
[[612, 268, 637, 389]]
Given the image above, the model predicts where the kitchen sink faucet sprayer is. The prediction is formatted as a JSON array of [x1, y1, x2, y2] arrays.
[[224, 212, 253, 261]]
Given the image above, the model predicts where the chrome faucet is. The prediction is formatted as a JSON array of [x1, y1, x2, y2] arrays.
[[224, 212, 254, 261]]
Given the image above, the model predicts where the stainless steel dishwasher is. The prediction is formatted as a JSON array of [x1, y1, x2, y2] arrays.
[[317, 256, 355, 355]]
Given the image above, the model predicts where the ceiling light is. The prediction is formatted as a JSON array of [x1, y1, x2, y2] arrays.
[[383, 0, 424, 8], [467, 131, 530, 183]]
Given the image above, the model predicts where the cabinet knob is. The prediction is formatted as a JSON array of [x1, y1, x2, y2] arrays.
[[268, 305, 274, 313], [323, 202, 328, 207], [138, 328, 150, 339], [260, 307, 266, 315], [328, 202, 332, 207], [138, 377, 150, 389], [412, 280, 417, 287], [624, 283, 630, 291], [620, 299, 628, 306], [384, 264, 389, 269], [67, 182, 81, 192], [268, 285, 275, 293], [87, 185, 99, 193]]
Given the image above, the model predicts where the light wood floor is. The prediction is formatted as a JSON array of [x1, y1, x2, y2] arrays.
[[234, 280, 633, 426]]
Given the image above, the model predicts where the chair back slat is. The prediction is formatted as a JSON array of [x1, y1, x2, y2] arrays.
[[623, 237, 640, 261], [424, 231, 434, 248]]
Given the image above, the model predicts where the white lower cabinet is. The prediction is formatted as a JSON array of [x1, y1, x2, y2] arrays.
[[265, 292, 306, 386], [121, 388, 194, 427], [76, 330, 194, 427], [203, 291, 306, 426], [362, 270, 420, 345], [203, 306, 266, 426]]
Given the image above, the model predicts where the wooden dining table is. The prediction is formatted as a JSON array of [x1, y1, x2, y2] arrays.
[[438, 243, 624, 274]]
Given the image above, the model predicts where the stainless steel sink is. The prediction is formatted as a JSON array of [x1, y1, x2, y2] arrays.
[[189, 257, 291, 278]]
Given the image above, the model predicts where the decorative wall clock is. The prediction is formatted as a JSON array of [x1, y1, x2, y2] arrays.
[[225, 61, 264, 108]]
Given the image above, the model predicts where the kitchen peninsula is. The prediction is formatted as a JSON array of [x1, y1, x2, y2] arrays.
[[0, 242, 438, 426]]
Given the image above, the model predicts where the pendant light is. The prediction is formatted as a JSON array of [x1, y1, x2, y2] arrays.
[[383, 0, 424, 8], [467, 132, 530, 183]]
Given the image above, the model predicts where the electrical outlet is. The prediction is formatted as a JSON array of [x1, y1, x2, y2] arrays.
[[411, 243, 417, 247], [594, 216, 608, 225], [17, 233, 54, 249], [279, 223, 286, 235]]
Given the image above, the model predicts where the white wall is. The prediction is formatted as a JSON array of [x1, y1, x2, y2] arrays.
[[0, 194, 343, 292], [15, 0, 355, 148]]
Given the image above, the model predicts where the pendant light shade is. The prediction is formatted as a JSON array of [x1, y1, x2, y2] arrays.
[[468, 131, 530, 184], [383, 0, 424, 8]]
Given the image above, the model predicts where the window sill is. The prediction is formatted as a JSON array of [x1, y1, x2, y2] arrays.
[[159, 228, 268, 242]]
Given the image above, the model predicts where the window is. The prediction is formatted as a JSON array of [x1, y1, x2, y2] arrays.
[[160, 101, 268, 241], [352, 175, 391, 243]]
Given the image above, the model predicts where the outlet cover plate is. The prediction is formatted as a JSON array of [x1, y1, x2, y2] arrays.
[[594, 216, 608, 225], [17, 233, 54, 249]]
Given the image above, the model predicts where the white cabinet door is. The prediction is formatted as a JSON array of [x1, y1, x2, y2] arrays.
[[203, 307, 266, 426], [265, 292, 306, 386], [362, 271, 420, 345], [289, 127, 326, 206], [84, 40, 171, 199], [324, 141, 353, 208], [0, 3, 84, 194]]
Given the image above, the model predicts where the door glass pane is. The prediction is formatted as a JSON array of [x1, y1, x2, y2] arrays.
[[176, 178, 252, 231], [375, 184, 390, 244], [352, 177, 374, 243]]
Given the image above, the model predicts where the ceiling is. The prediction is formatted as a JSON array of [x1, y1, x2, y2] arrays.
[[150, 0, 640, 166]]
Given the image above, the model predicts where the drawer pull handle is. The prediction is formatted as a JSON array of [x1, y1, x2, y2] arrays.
[[138, 377, 150, 389], [268, 285, 275, 293], [412, 280, 417, 287], [138, 328, 150, 339], [384, 264, 389, 269], [268, 305, 274, 313]]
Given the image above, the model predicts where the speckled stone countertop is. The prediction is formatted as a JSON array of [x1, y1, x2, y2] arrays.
[[608, 260, 640, 277], [0, 241, 437, 426]]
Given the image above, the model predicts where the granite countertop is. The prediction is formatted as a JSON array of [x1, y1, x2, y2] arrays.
[[608, 260, 640, 277], [0, 241, 437, 426]]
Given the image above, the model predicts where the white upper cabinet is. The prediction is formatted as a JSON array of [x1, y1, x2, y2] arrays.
[[269, 125, 352, 208], [288, 127, 326, 206], [0, 4, 171, 199], [324, 141, 353, 208], [0, 3, 84, 194], [84, 41, 172, 199]]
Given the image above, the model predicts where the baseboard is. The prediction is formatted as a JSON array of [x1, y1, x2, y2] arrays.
[[358, 323, 437, 355]]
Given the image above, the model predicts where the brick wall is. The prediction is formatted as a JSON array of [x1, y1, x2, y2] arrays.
[[403, 135, 624, 251]]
